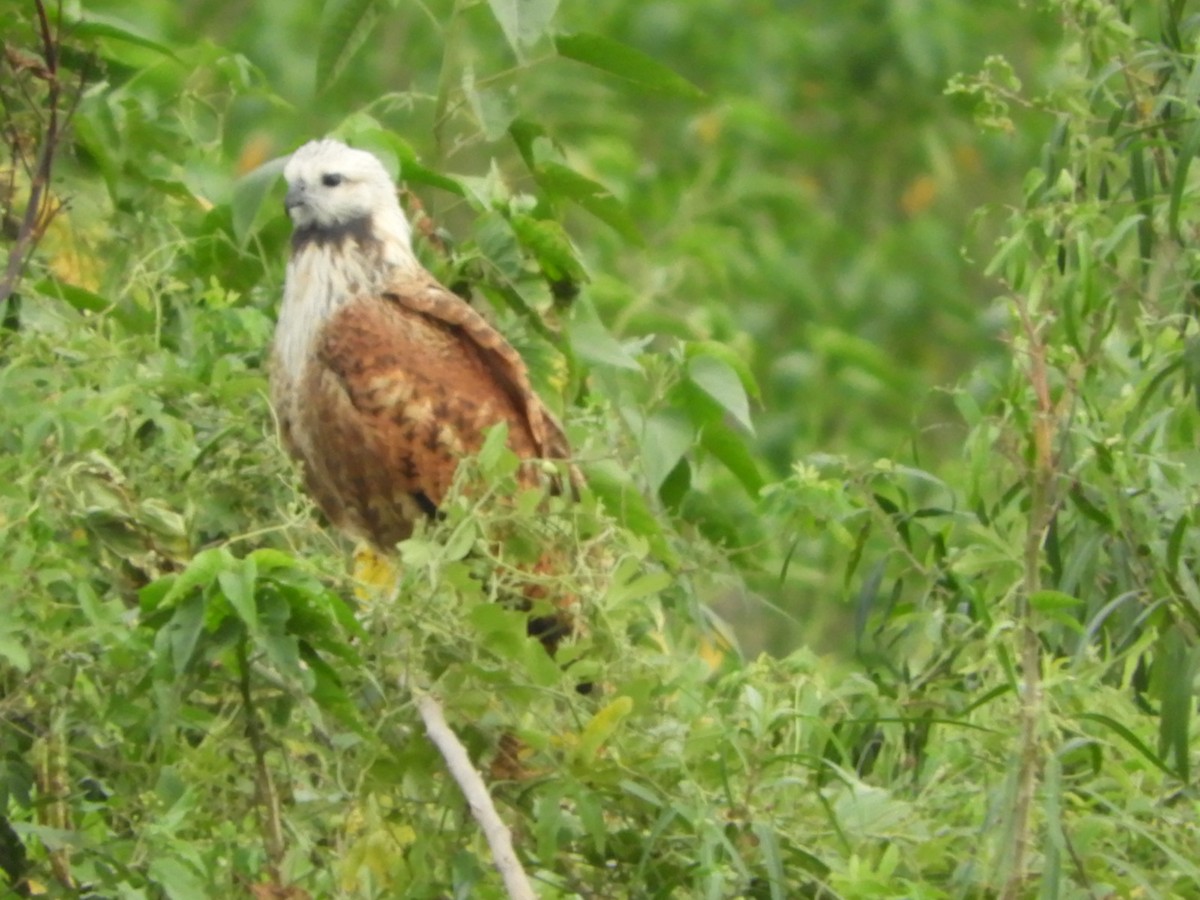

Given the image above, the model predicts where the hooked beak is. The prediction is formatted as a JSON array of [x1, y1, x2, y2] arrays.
[[284, 183, 307, 217]]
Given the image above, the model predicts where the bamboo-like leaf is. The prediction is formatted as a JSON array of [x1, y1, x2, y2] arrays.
[[316, 0, 378, 89], [72, 17, 182, 61], [556, 32, 705, 99], [1080, 712, 1174, 777], [1157, 626, 1193, 782]]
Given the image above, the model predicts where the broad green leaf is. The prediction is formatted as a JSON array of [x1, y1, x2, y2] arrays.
[[687, 354, 754, 433], [556, 33, 705, 100], [217, 559, 258, 629], [151, 547, 234, 611], [570, 318, 641, 371], [535, 162, 643, 244], [0, 634, 30, 673], [685, 340, 762, 402], [148, 857, 208, 900], [34, 278, 110, 313], [468, 603, 530, 662], [167, 593, 206, 678], [261, 632, 308, 686], [304, 649, 365, 732], [641, 409, 694, 494], [248, 548, 302, 572], [231, 155, 287, 246], [487, 0, 559, 57], [700, 424, 765, 494], [510, 214, 587, 283]]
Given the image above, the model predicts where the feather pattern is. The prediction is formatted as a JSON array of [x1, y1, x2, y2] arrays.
[[269, 139, 572, 548]]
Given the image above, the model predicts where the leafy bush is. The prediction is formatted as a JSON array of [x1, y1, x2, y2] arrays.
[[1, 0, 1197, 898]]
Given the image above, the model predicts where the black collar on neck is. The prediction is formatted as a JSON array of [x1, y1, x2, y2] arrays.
[[291, 215, 377, 253]]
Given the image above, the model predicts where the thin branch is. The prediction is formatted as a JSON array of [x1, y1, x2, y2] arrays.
[[415, 691, 537, 900], [0, 0, 82, 307], [1000, 294, 1058, 900], [238, 640, 287, 875]]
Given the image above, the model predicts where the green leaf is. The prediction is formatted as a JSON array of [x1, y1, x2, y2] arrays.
[[687, 354, 754, 433], [569, 318, 641, 371], [581, 461, 677, 567], [751, 821, 787, 900], [556, 33, 705, 100], [248, 548, 303, 572], [605, 570, 672, 606], [1029, 590, 1082, 613], [0, 634, 30, 673], [217, 559, 258, 629], [167, 594, 206, 679], [71, 16, 182, 61], [151, 548, 234, 611], [510, 214, 587, 283], [34, 278, 110, 313], [231, 155, 287, 246], [148, 857, 208, 900], [317, 0, 379, 89], [487, 0, 560, 57], [534, 162, 643, 244], [700, 424, 765, 494], [1080, 712, 1175, 777], [478, 421, 513, 475], [1157, 626, 1194, 781], [575, 696, 633, 763], [304, 649, 365, 732], [685, 341, 762, 402], [641, 409, 694, 494]]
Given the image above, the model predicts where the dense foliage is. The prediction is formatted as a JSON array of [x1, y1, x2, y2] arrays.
[[1, 0, 1198, 897]]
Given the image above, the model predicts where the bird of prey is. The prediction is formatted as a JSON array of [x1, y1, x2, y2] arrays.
[[269, 138, 574, 557]]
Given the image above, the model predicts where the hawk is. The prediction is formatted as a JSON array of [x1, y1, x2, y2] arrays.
[[270, 139, 574, 555]]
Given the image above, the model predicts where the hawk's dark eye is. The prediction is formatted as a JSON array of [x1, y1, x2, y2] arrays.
[[322, 173, 344, 187]]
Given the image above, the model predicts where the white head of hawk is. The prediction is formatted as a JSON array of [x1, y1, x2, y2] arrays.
[[269, 138, 573, 550], [282, 138, 413, 253]]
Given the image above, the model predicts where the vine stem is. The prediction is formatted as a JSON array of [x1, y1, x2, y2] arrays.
[[1001, 292, 1059, 899], [415, 690, 537, 900], [237, 640, 286, 876]]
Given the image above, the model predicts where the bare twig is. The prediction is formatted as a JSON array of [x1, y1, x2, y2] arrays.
[[415, 691, 537, 900], [0, 0, 84, 307]]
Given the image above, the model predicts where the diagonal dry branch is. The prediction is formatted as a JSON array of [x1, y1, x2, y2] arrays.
[[415, 690, 537, 900]]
